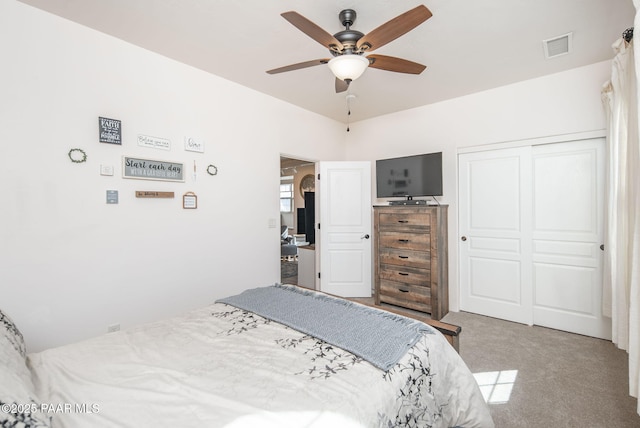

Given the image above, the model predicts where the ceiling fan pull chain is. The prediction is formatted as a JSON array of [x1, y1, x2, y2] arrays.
[[346, 93, 356, 132], [346, 109, 350, 132]]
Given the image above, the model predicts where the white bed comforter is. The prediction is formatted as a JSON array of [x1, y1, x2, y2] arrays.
[[28, 302, 493, 428]]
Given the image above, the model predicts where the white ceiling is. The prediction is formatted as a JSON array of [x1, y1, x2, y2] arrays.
[[18, 0, 634, 123]]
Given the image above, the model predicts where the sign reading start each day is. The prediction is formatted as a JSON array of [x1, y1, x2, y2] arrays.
[[122, 156, 184, 182]]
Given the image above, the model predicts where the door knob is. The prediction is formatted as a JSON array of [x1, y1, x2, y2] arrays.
[[461, 236, 467, 241], [600, 244, 604, 251], [361, 234, 370, 239]]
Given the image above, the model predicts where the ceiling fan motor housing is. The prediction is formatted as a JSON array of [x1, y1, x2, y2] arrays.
[[333, 9, 364, 55]]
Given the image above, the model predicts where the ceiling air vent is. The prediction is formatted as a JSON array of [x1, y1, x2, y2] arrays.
[[543, 32, 572, 59]]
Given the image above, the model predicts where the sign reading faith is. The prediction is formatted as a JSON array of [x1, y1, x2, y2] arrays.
[[123, 156, 184, 182], [99, 117, 122, 145]]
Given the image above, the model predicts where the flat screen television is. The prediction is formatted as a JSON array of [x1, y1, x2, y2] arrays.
[[376, 152, 443, 199]]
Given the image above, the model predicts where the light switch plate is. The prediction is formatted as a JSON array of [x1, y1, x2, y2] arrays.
[[100, 164, 114, 176]]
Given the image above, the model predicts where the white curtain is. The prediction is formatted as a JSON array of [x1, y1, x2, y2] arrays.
[[601, 3, 640, 416]]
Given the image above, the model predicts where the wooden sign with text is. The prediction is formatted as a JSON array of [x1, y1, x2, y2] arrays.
[[135, 191, 175, 198]]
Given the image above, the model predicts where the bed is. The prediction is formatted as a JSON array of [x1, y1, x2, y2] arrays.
[[1, 284, 494, 427]]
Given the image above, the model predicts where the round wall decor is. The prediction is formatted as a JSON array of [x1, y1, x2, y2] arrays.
[[68, 148, 87, 163], [299, 174, 315, 195]]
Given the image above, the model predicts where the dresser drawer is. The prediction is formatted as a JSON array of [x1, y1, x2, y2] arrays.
[[379, 248, 430, 269], [379, 264, 430, 286], [379, 280, 431, 312], [379, 211, 430, 231], [379, 231, 429, 251]]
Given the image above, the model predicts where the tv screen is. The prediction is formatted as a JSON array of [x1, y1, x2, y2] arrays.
[[376, 152, 443, 198]]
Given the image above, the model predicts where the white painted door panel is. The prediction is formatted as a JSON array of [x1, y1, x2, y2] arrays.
[[459, 147, 533, 325], [318, 161, 372, 297], [532, 139, 610, 339]]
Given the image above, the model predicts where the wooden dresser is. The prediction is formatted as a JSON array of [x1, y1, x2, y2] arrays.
[[373, 205, 448, 320]]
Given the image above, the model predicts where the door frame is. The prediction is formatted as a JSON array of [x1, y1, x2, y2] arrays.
[[279, 154, 318, 285]]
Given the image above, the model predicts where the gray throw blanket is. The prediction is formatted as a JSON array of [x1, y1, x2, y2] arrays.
[[216, 284, 433, 371]]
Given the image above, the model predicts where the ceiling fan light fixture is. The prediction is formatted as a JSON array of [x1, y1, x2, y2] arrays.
[[328, 55, 369, 82]]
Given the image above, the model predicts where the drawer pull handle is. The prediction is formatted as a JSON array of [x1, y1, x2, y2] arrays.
[[398, 255, 409, 259], [398, 220, 409, 223], [398, 239, 410, 243], [399, 288, 409, 293], [398, 272, 409, 276]]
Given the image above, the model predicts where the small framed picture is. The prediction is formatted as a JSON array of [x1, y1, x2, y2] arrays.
[[183, 192, 197, 209]]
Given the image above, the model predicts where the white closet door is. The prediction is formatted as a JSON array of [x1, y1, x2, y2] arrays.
[[532, 139, 610, 339], [459, 137, 610, 339], [458, 147, 533, 325]]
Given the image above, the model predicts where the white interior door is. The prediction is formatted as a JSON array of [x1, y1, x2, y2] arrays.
[[458, 147, 533, 325], [532, 139, 610, 339], [318, 161, 372, 297]]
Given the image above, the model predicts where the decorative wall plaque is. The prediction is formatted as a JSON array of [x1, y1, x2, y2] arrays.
[[135, 191, 175, 198], [138, 134, 171, 151], [184, 137, 204, 153], [183, 192, 197, 209], [99, 117, 122, 145], [123, 156, 184, 182]]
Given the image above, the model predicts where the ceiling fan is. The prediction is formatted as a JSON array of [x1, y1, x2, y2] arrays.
[[266, 5, 432, 93]]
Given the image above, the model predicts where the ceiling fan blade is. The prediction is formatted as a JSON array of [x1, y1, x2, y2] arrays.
[[281, 11, 344, 52], [356, 5, 432, 52], [335, 78, 349, 93], [367, 54, 426, 74], [266, 59, 329, 74]]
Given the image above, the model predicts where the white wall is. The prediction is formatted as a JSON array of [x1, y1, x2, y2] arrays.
[[1, 1, 613, 352], [345, 61, 611, 312], [0, 1, 346, 352]]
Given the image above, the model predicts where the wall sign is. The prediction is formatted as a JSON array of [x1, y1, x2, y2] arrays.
[[138, 134, 171, 151], [123, 156, 184, 182], [99, 117, 122, 145], [106, 190, 119, 204], [183, 192, 197, 209], [135, 191, 175, 198], [184, 137, 205, 153]]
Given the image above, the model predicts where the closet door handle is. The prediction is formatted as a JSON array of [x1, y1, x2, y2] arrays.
[[461, 236, 467, 241], [600, 244, 604, 251]]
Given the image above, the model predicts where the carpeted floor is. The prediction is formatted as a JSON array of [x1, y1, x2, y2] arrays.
[[441, 311, 640, 427]]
